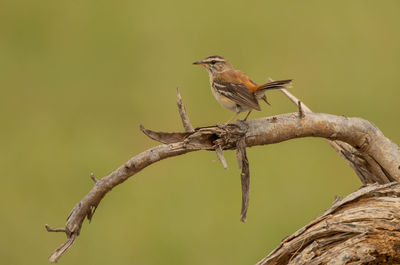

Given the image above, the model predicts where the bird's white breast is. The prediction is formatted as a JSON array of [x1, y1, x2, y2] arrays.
[[210, 82, 237, 112]]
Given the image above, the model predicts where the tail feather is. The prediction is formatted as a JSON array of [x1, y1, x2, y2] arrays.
[[258, 79, 292, 90]]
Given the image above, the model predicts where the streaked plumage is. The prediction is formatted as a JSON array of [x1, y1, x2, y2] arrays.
[[193, 55, 292, 123]]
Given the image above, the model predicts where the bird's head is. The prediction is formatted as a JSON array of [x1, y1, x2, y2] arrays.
[[193, 55, 233, 75]]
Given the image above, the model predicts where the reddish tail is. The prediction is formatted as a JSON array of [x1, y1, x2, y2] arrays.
[[258, 79, 292, 90]]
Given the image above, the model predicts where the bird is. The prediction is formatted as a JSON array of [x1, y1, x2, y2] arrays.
[[193, 55, 292, 123]]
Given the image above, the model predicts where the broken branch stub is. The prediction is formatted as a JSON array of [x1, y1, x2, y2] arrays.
[[279, 88, 400, 184], [46, 87, 400, 263], [236, 137, 250, 222], [176, 88, 194, 132]]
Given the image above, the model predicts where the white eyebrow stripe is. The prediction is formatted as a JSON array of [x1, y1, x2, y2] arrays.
[[204, 58, 225, 63]]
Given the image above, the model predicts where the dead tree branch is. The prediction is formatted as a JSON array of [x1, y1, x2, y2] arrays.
[[256, 182, 400, 265], [176, 87, 194, 132], [280, 88, 398, 184], [46, 89, 400, 263]]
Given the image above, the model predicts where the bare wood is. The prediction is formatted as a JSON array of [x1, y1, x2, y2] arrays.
[[90, 173, 98, 183], [49, 234, 77, 263], [47, 142, 193, 262], [236, 136, 250, 222], [279, 88, 396, 184], [46, 107, 400, 262], [176, 88, 194, 132], [176, 88, 229, 170], [46, 86, 400, 262], [245, 113, 399, 181], [256, 182, 400, 265], [215, 145, 228, 169], [297, 101, 305, 118], [45, 224, 66, 233], [280, 88, 312, 113]]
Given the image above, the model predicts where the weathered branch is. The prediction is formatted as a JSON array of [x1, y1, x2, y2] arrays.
[[215, 145, 228, 169], [279, 88, 398, 184], [46, 89, 400, 263], [256, 182, 400, 264], [89, 173, 98, 183], [236, 134, 250, 222], [176, 87, 194, 132], [176, 88, 229, 170]]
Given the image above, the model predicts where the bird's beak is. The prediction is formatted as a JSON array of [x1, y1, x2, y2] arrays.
[[192, 60, 204, 65]]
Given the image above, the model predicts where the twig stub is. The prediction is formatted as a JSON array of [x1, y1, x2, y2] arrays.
[[46, 87, 400, 262], [90, 173, 98, 183], [298, 100, 305, 118], [45, 224, 66, 233], [215, 145, 228, 169], [176, 88, 194, 132]]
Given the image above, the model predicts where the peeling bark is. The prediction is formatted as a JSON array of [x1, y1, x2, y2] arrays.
[[256, 182, 400, 265], [46, 90, 400, 263]]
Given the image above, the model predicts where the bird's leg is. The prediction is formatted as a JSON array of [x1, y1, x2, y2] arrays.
[[243, 110, 252, 121], [225, 112, 240, 124]]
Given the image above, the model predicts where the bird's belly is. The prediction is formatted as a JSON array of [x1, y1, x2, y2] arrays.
[[211, 86, 237, 112]]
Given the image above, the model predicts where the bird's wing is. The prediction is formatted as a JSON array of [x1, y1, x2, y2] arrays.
[[220, 70, 259, 90], [213, 72, 260, 111]]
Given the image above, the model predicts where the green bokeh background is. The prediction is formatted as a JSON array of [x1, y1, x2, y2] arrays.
[[1, 1, 399, 264]]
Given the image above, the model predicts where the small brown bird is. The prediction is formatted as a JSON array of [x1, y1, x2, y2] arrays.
[[193, 55, 292, 123]]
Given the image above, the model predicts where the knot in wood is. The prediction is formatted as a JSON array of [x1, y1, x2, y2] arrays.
[[213, 123, 248, 150], [186, 123, 248, 150]]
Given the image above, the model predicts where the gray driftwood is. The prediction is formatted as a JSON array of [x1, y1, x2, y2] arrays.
[[256, 182, 400, 265], [46, 89, 400, 264]]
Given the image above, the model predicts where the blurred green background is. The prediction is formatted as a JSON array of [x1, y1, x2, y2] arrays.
[[1, 0, 399, 264]]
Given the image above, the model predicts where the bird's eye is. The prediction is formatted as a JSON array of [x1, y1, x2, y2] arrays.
[[211, 60, 217, 65]]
